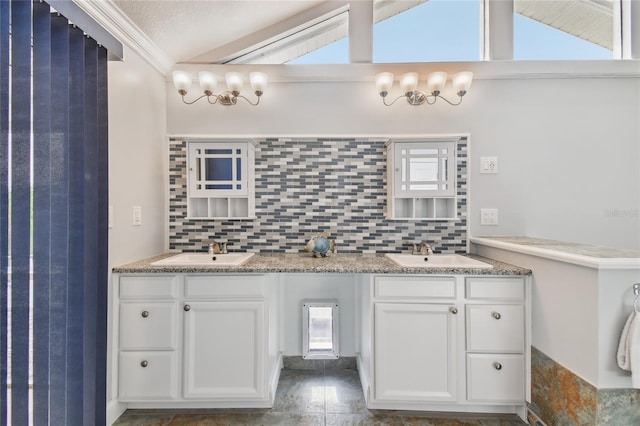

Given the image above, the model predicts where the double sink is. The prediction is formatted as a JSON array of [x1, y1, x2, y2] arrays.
[[151, 252, 493, 270]]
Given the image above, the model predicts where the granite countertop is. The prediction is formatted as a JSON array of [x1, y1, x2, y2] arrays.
[[112, 253, 531, 275]]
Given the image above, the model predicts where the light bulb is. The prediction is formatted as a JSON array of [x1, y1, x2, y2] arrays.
[[375, 72, 394, 96], [172, 71, 192, 95], [452, 71, 473, 96], [426, 72, 448, 96], [198, 71, 217, 96], [399, 72, 418, 95], [225, 72, 244, 94], [249, 72, 268, 95]]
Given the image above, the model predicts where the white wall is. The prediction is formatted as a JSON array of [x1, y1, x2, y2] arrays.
[[167, 67, 640, 251], [109, 45, 167, 267], [107, 45, 167, 421]]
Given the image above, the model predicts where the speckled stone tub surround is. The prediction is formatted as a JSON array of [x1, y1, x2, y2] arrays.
[[531, 347, 640, 426]]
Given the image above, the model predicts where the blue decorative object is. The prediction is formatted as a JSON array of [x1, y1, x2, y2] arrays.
[[305, 233, 336, 258]]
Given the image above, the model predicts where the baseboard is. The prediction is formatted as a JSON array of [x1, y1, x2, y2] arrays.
[[106, 399, 127, 426]]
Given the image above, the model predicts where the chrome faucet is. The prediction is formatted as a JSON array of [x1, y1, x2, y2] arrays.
[[208, 242, 219, 255], [411, 242, 434, 256], [209, 239, 229, 255]]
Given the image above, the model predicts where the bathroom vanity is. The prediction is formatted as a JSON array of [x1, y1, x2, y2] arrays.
[[110, 253, 531, 421]]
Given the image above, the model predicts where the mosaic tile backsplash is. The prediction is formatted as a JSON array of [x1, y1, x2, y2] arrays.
[[168, 137, 468, 253]]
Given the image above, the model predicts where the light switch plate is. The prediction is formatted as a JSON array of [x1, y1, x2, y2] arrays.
[[480, 157, 498, 174], [132, 205, 142, 226], [108, 205, 113, 229], [480, 208, 498, 225]]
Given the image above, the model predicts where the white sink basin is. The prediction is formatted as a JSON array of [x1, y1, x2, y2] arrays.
[[385, 253, 493, 269], [151, 252, 255, 267]]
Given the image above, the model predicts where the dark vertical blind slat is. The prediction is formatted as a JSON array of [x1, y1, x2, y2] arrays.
[[0, 0, 10, 423], [49, 14, 71, 424], [32, 3, 52, 424], [83, 37, 99, 426], [2, 2, 110, 423], [95, 46, 109, 426], [66, 25, 86, 426], [10, 1, 32, 424]]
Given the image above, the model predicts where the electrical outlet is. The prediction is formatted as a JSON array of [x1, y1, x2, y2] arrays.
[[480, 157, 498, 174], [480, 208, 498, 225], [132, 205, 142, 226]]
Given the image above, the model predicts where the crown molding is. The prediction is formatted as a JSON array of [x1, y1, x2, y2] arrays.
[[72, 0, 173, 74]]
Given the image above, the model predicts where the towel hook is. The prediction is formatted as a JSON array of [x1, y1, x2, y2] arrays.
[[634, 283, 640, 296], [634, 284, 640, 313]]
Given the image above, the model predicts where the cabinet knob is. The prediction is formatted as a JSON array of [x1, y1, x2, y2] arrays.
[[141, 310, 149, 318], [140, 360, 148, 368], [183, 304, 191, 312], [449, 306, 458, 314], [492, 312, 501, 320], [493, 362, 502, 371]]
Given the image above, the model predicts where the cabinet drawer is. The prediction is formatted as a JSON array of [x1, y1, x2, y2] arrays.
[[118, 351, 177, 400], [184, 275, 266, 298], [467, 304, 524, 352], [465, 277, 524, 301], [120, 275, 178, 299], [467, 354, 525, 403], [374, 276, 456, 299], [120, 302, 177, 350]]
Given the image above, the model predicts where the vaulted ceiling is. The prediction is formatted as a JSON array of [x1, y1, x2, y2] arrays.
[[106, 0, 614, 67]]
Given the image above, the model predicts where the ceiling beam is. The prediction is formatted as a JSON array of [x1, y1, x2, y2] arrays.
[[185, 1, 351, 64]]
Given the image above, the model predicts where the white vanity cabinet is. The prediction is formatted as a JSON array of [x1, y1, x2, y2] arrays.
[[372, 276, 459, 403], [113, 273, 280, 409], [358, 274, 530, 420], [182, 275, 268, 400], [117, 275, 179, 401]]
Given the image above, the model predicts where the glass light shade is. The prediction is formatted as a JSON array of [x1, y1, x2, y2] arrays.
[[198, 71, 217, 94], [452, 71, 473, 95], [249, 72, 268, 94], [225, 72, 244, 93], [399, 72, 419, 94], [375, 72, 394, 93], [426, 72, 448, 94], [172, 70, 192, 93]]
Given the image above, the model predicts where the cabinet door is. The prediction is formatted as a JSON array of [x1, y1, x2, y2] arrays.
[[183, 301, 266, 399], [374, 303, 457, 402]]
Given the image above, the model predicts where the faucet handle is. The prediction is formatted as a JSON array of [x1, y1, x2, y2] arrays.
[[421, 242, 434, 255], [407, 242, 419, 255]]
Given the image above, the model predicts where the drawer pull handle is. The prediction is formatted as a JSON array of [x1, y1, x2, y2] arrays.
[[141, 310, 149, 318], [493, 362, 502, 371], [140, 360, 148, 368], [183, 304, 191, 312], [449, 306, 458, 314], [492, 312, 501, 320]]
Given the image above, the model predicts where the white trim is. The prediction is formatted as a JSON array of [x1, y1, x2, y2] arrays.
[[72, 0, 173, 74], [167, 60, 639, 84], [470, 237, 640, 270]]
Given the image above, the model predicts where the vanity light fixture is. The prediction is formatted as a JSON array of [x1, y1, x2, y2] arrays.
[[375, 71, 473, 106], [172, 70, 268, 106]]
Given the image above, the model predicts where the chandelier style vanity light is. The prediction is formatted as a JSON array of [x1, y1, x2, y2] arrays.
[[172, 71, 268, 106], [375, 71, 473, 106]]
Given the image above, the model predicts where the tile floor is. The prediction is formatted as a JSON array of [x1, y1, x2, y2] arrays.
[[114, 361, 528, 426]]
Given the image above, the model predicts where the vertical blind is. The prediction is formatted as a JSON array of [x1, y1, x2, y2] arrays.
[[0, 1, 109, 424]]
